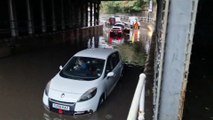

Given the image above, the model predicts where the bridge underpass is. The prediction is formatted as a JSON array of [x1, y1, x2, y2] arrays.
[[0, 0, 102, 57], [2, 0, 213, 120], [2, 0, 212, 120], [0, 0, 148, 119]]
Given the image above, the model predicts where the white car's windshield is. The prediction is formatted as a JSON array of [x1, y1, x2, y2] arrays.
[[60, 57, 105, 80]]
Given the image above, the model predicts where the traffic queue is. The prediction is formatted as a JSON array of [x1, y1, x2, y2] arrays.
[[108, 15, 140, 45]]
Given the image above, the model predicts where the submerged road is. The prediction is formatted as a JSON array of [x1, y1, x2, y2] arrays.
[[0, 46, 143, 120]]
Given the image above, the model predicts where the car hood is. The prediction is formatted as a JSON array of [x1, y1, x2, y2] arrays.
[[48, 74, 98, 102]]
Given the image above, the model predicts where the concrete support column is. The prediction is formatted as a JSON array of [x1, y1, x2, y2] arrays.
[[73, 2, 78, 27], [52, 0, 56, 31], [80, 3, 84, 27], [69, 0, 73, 28], [68, 0, 72, 28], [93, 2, 96, 26], [40, 0, 46, 33], [157, 0, 199, 120], [90, 2, 93, 26], [82, 2, 86, 27], [86, 2, 88, 27], [96, 2, 100, 25], [77, 2, 82, 28], [61, 0, 65, 30], [8, 0, 18, 37], [26, 0, 33, 34]]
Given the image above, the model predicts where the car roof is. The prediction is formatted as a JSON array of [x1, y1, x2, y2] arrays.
[[112, 26, 122, 29], [129, 16, 137, 19], [74, 48, 117, 60]]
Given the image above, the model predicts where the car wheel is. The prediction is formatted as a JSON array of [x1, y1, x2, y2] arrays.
[[97, 94, 105, 110]]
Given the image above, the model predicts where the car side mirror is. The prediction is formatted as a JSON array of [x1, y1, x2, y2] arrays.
[[107, 72, 114, 78], [59, 65, 63, 70]]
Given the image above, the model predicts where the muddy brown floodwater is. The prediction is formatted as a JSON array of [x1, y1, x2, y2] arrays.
[[0, 46, 143, 120]]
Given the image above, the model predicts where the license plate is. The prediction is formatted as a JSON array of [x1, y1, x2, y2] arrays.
[[52, 103, 70, 111]]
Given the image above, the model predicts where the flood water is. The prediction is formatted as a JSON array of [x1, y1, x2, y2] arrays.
[[0, 46, 143, 120], [0, 13, 149, 120]]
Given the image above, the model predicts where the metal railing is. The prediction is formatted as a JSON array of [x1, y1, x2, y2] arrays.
[[127, 73, 146, 120]]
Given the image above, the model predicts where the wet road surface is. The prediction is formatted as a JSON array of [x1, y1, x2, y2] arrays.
[[0, 46, 143, 120]]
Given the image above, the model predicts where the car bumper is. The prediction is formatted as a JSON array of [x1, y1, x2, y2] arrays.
[[42, 91, 99, 115]]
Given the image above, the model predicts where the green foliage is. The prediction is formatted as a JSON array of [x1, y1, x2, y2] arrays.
[[101, 0, 148, 14]]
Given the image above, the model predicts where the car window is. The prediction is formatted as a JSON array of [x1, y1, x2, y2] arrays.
[[114, 24, 124, 29], [59, 57, 105, 81], [111, 52, 120, 68], [106, 56, 113, 73], [105, 52, 120, 77]]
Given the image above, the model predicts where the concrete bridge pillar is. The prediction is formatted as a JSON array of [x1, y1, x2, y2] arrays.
[[93, 2, 96, 26], [94, 2, 100, 26], [61, 0, 65, 30], [85, 3, 88, 27], [26, 0, 34, 34], [2, 0, 102, 50], [51, 0, 56, 31], [89, 2, 93, 26], [8, 0, 18, 37], [70, 0, 75, 28], [40, 0, 46, 33], [80, 2, 84, 27]]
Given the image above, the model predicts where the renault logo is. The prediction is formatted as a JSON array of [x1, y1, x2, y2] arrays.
[[61, 93, 65, 98]]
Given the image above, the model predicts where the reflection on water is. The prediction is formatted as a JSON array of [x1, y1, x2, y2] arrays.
[[40, 36, 146, 119], [117, 42, 146, 66], [88, 30, 147, 66], [0, 19, 149, 120], [130, 30, 140, 43], [102, 20, 149, 66], [42, 107, 115, 120]]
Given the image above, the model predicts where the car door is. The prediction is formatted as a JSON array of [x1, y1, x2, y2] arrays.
[[111, 52, 123, 83], [104, 54, 114, 95], [104, 52, 122, 95]]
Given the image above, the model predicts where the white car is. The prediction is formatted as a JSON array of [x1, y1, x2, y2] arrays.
[[113, 23, 125, 30], [111, 25, 123, 31], [43, 48, 123, 115]]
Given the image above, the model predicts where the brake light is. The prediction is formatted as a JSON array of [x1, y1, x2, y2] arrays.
[[109, 38, 113, 44]]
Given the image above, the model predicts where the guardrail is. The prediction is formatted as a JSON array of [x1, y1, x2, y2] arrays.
[[140, 17, 155, 23], [127, 73, 146, 120], [120, 16, 155, 23]]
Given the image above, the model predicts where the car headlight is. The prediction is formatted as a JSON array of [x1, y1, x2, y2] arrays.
[[44, 81, 50, 96], [78, 87, 97, 102]]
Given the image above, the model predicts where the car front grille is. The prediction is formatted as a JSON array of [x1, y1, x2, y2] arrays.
[[48, 98, 75, 115]]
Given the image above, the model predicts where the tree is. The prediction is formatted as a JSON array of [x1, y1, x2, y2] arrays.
[[100, 0, 148, 14]]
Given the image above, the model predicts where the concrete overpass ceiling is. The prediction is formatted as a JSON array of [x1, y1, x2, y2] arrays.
[[0, 0, 103, 55]]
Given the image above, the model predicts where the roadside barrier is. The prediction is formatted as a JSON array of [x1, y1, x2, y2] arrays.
[[127, 73, 146, 120]]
